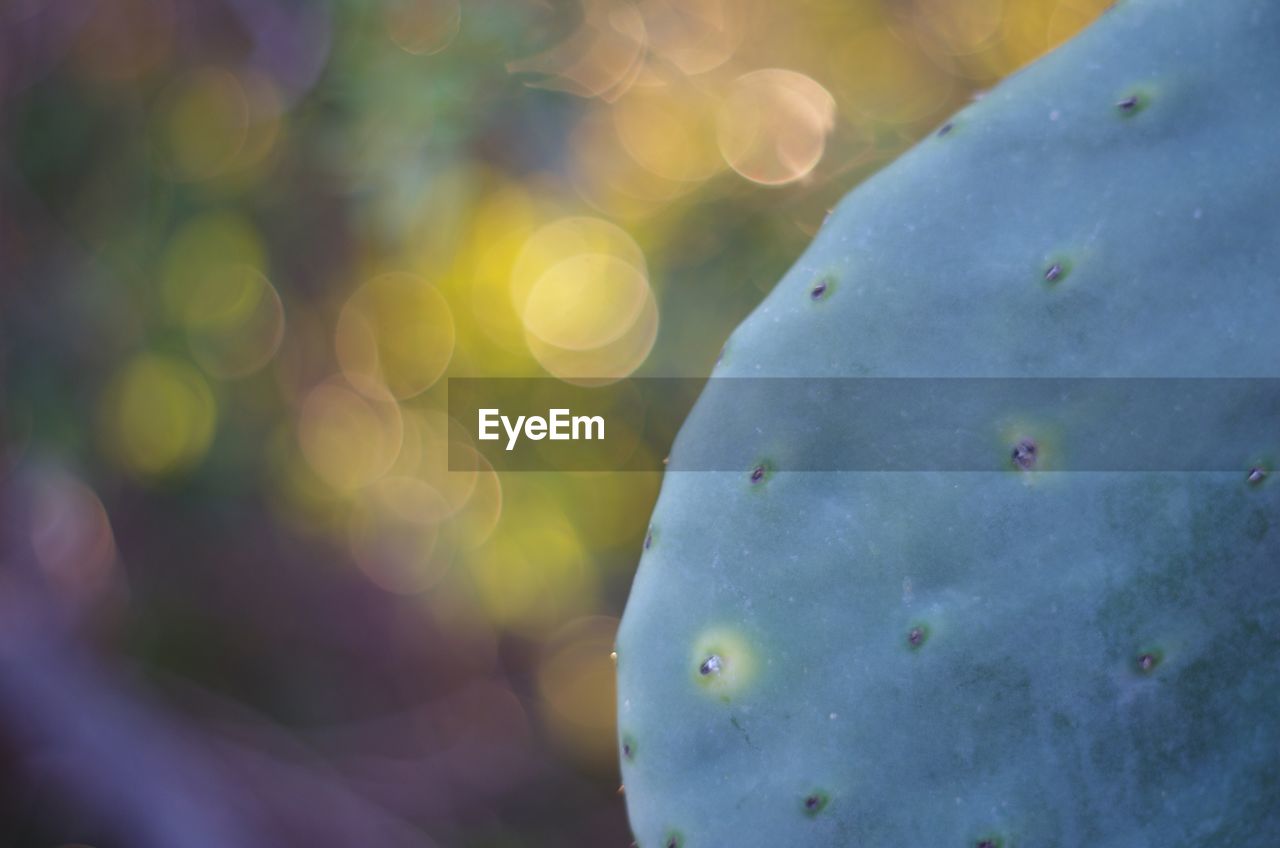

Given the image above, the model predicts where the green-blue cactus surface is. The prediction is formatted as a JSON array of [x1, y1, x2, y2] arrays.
[[617, 1, 1280, 845]]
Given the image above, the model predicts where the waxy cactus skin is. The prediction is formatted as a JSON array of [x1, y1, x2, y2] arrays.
[[617, 1, 1280, 845]]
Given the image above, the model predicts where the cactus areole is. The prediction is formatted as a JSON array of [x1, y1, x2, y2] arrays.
[[616, 1, 1280, 845]]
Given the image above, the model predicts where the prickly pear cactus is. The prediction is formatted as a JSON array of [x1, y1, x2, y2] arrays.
[[616, 1, 1280, 846]]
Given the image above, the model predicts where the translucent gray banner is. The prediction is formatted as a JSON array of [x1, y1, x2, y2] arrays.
[[447, 378, 1279, 473]]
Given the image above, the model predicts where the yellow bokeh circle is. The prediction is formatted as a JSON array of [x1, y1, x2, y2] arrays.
[[522, 252, 652, 351], [525, 284, 659, 385], [101, 354, 218, 477], [510, 216, 647, 315], [156, 66, 250, 181], [335, 272, 456, 400], [160, 212, 267, 322], [467, 491, 596, 634]]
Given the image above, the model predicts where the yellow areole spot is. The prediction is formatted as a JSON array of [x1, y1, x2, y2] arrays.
[[690, 627, 756, 698]]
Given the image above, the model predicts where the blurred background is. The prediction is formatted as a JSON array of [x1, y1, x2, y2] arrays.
[[0, 0, 1107, 845]]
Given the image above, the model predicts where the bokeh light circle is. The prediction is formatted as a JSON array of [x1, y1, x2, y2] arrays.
[[392, 409, 481, 521], [29, 471, 117, 600], [637, 0, 744, 75], [155, 67, 250, 181], [186, 265, 286, 379], [510, 216, 647, 314], [385, 0, 462, 55], [335, 272, 456, 400], [908, 0, 1005, 58], [525, 284, 659, 385], [506, 0, 648, 101], [612, 81, 724, 183], [569, 108, 698, 219], [161, 212, 267, 319], [467, 490, 596, 634], [522, 252, 651, 351], [297, 376, 404, 492], [446, 453, 503, 550], [717, 68, 836, 185], [101, 355, 218, 477]]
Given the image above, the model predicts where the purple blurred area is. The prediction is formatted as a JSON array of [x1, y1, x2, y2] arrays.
[[0, 468, 627, 847]]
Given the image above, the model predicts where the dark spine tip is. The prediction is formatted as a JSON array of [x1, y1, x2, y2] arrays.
[[643, 529, 653, 549], [907, 626, 927, 648], [750, 464, 766, 484], [1044, 262, 1063, 282], [665, 834, 682, 848], [937, 121, 953, 137], [1011, 439, 1038, 471], [1136, 652, 1160, 674], [810, 273, 834, 300], [1248, 467, 1267, 486], [1117, 94, 1141, 112], [802, 791, 829, 816], [699, 654, 723, 676]]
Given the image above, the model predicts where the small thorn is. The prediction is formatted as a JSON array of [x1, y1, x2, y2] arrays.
[[1011, 439, 1038, 471], [750, 465, 766, 483], [1044, 262, 1063, 282], [1136, 652, 1160, 673], [907, 626, 925, 648], [699, 654, 723, 676], [1248, 467, 1267, 486], [610, 651, 618, 664], [617, 784, 625, 795], [1117, 94, 1140, 112], [937, 121, 953, 137]]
